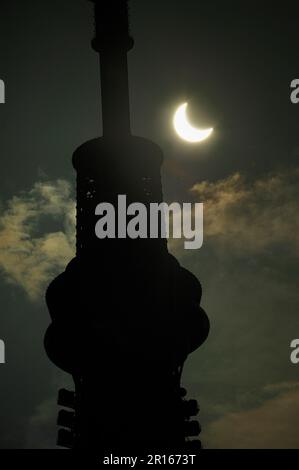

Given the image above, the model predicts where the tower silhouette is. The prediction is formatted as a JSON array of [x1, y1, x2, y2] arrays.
[[44, 0, 209, 453]]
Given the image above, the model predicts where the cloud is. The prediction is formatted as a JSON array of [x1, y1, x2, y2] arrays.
[[2, 169, 297, 301], [204, 382, 299, 449], [189, 168, 299, 257], [0, 180, 75, 300]]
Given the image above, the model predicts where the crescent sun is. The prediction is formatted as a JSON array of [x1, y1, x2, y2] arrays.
[[173, 102, 213, 143]]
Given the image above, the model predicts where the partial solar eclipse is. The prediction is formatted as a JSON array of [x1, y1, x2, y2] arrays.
[[173, 102, 213, 143]]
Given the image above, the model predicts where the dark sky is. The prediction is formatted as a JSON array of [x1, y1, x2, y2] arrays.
[[0, 0, 299, 448]]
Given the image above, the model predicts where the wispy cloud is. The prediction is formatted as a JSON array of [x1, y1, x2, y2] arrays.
[[190, 168, 299, 256], [1, 169, 298, 297], [204, 382, 299, 449], [0, 180, 75, 300]]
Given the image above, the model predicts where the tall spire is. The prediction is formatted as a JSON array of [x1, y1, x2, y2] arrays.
[[90, 0, 134, 137]]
